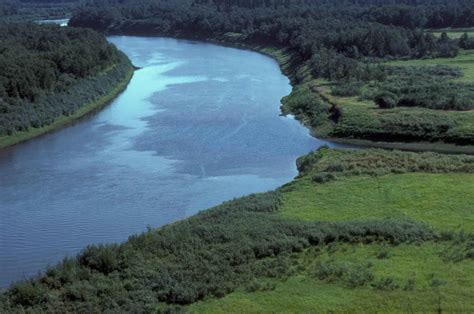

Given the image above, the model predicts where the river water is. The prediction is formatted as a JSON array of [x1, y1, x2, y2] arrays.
[[0, 36, 340, 287]]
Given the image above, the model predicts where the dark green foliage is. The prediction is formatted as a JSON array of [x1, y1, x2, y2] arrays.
[[376, 247, 392, 259], [312, 172, 336, 184], [331, 83, 362, 97], [0, 187, 436, 311], [372, 276, 400, 290], [69, 0, 470, 83], [311, 259, 374, 288], [404, 277, 416, 291], [440, 233, 474, 262], [281, 86, 330, 129], [297, 147, 474, 179], [9, 281, 47, 307], [328, 104, 343, 123], [375, 91, 399, 109], [0, 22, 129, 136], [332, 108, 469, 144], [370, 65, 474, 111], [0, 1, 81, 22], [245, 279, 276, 292], [459, 33, 474, 50]]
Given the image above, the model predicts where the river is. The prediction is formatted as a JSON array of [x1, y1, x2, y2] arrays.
[[0, 36, 342, 287]]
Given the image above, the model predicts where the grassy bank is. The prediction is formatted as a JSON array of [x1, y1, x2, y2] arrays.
[[184, 32, 474, 153], [94, 30, 474, 153], [0, 61, 134, 150], [1, 148, 473, 312], [190, 148, 474, 313], [283, 49, 474, 151]]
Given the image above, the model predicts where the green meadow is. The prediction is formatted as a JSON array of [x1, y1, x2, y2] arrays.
[[191, 148, 474, 313]]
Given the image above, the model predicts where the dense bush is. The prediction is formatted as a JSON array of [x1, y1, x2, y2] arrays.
[[0, 188, 437, 312], [363, 64, 474, 111], [375, 91, 399, 109], [296, 147, 474, 179], [330, 83, 362, 97], [281, 85, 330, 129], [69, 0, 468, 82], [311, 259, 374, 288], [0, 22, 130, 136]]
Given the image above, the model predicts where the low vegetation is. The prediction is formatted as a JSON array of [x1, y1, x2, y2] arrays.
[[1, 148, 473, 312], [285, 49, 474, 147]]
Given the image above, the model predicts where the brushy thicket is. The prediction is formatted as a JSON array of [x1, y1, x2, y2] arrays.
[[1, 148, 473, 312], [0, 23, 131, 136], [284, 80, 474, 144], [296, 147, 474, 181], [367, 65, 474, 111], [0, 191, 436, 313]]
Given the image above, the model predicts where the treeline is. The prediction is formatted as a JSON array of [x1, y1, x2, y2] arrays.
[[70, 0, 471, 82], [0, 0, 81, 21], [0, 23, 129, 136], [71, 0, 474, 62]]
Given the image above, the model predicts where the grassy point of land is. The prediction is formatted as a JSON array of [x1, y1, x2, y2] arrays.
[[190, 148, 474, 313], [298, 50, 474, 151], [279, 173, 474, 231], [1, 147, 473, 312]]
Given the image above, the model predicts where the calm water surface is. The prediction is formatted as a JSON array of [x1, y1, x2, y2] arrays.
[[0, 36, 341, 287]]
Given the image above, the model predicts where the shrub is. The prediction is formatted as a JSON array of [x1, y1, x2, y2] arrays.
[[331, 83, 362, 97], [9, 281, 47, 306], [312, 172, 336, 184], [329, 104, 343, 123], [78, 245, 121, 275], [372, 277, 399, 290], [376, 247, 392, 259], [375, 91, 398, 109], [403, 277, 416, 291]]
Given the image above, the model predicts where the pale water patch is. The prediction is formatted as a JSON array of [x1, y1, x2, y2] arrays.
[[0, 36, 344, 287]]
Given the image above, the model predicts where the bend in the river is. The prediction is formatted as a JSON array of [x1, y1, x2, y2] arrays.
[[0, 36, 344, 287]]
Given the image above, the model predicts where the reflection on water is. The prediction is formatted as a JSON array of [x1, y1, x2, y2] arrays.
[[0, 36, 341, 287]]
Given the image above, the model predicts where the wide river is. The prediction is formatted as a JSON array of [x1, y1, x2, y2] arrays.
[[0, 36, 341, 287]]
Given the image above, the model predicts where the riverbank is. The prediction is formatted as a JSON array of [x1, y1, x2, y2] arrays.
[[101, 30, 474, 154], [0, 61, 135, 150], [2, 147, 473, 312], [1, 33, 473, 313]]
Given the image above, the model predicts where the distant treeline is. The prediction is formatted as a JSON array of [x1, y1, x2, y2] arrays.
[[0, 0, 81, 21], [0, 23, 129, 136], [70, 0, 472, 82]]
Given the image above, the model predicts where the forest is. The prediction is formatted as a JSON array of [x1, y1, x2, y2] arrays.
[[68, 0, 474, 147], [0, 22, 131, 138]]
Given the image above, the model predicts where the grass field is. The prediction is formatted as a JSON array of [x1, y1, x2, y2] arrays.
[[190, 149, 474, 313], [279, 173, 474, 231], [388, 49, 474, 82], [191, 241, 474, 313]]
